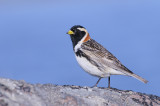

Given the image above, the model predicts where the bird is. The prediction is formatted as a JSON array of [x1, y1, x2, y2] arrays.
[[67, 25, 148, 88]]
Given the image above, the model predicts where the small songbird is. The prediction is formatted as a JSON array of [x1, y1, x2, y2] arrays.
[[67, 25, 148, 88]]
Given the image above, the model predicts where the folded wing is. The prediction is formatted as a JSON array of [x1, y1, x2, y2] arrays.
[[81, 39, 148, 83]]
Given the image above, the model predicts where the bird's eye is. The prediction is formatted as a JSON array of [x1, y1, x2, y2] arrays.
[[72, 29, 75, 32]]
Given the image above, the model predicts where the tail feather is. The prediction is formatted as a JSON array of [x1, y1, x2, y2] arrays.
[[130, 73, 148, 83]]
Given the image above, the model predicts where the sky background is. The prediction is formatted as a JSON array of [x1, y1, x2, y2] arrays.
[[0, 0, 160, 96]]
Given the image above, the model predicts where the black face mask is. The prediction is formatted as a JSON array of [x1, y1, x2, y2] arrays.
[[70, 30, 86, 49]]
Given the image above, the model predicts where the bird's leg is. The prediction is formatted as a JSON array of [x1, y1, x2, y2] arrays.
[[92, 77, 102, 87], [108, 76, 110, 88]]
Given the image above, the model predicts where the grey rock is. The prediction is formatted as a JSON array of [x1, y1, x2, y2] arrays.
[[0, 78, 159, 106]]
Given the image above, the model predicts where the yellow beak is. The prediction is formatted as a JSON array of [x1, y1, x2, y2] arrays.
[[67, 30, 74, 35]]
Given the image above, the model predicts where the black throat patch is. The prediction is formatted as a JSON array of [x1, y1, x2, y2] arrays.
[[70, 31, 86, 49]]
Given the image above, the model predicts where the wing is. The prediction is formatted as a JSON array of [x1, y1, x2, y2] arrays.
[[81, 39, 133, 75], [81, 39, 148, 83]]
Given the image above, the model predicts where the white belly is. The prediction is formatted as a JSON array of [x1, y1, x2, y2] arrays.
[[75, 55, 108, 77], [75, 55, 125, 77]]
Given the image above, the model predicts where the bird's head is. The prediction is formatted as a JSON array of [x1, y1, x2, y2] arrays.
[[67, 25, 90, 48]]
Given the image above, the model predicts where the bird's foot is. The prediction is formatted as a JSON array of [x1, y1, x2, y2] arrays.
[[91, 84, 98, 88]]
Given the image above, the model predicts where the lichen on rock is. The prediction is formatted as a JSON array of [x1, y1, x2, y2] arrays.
[[0, 78, 159, 106]]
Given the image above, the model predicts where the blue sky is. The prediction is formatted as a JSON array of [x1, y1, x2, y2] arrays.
[[0, 0, 160, 96]]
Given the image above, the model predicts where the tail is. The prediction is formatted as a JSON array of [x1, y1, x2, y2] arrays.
[[130, 73, 148, 83]]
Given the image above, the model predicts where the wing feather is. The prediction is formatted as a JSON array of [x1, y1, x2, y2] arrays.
[[80, 39, 148, 83], [81, 39, 133, 75]]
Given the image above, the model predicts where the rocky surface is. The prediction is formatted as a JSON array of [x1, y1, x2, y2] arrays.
[[0, 78, 159, 106]]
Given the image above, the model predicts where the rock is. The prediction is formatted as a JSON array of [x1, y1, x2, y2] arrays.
[[0, 78, 159, 106]]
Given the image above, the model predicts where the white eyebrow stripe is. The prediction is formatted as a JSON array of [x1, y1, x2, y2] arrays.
[[74, 28, 89, 52], [77, 28, 87, 32]]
